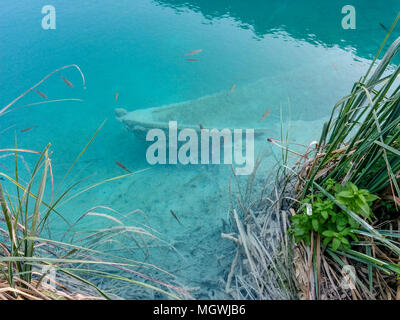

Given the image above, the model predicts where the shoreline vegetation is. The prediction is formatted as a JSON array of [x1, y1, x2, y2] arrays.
[[225, 15, 400, 300], [0, 66, 191, 300], [1, 15, 400, 301]]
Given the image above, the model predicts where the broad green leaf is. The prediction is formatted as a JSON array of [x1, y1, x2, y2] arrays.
[[332, 238, 341, 251], [322, 230, 335, 237], [312, 219, 319, 231]]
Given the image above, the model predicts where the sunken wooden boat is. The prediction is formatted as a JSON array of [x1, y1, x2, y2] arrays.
[[115, 63, 356, 140]]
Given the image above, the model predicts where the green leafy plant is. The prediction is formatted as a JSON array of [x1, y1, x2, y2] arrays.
[[277, 17, 400, 299], [335, 182, 379, 219], [290, 180, 378, 251]]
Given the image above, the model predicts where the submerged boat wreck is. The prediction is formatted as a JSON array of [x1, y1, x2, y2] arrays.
[[115, 63, 359, 141], [115, 81, 276, 140]]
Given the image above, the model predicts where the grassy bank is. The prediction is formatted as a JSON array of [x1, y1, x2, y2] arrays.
[[225, 16, 400, 300], [0, 67, 190, 300]]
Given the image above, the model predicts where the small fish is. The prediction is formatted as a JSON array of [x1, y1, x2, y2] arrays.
[[229, 84, 236, 94], [379, 23, 389, 32], [200, 124, 204, 130], [259, 109, 271, 121], [115, 92, 119, 101], [116, 161, 131, 173], [332, 63, 338, 72], [184, 49, 202, 56], [34, 90, 48, 99], [186, 59, 199, 62], [170, 209, 182, 225], [61, 76, 73, 88], [20, 126, 37, 133]]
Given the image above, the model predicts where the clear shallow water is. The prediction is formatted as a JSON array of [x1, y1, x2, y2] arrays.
[[0, 0, 399, 299]]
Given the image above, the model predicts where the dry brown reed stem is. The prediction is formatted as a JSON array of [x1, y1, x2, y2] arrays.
[[293, 242, 309, 299], [225, 249, 239, 294], [0, 149, 39, 154], [223, 163, 299, 300], [232, 209, 260, 289], [307, 231, 314, 300], [267, 138, 308, 158], [0, 278, 103, 300]]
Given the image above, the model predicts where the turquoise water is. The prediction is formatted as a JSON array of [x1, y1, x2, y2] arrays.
[[1, 0, 399, 299]]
